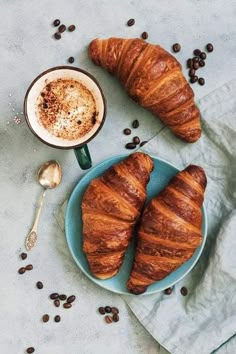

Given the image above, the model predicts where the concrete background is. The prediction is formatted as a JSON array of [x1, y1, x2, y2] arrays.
[[0, 0, 235, 353]]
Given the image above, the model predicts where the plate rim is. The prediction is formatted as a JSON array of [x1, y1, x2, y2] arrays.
[[65, 153, 208, 296]]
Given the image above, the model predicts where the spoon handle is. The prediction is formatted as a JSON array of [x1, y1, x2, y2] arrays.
[[25, 190, 46, 251]]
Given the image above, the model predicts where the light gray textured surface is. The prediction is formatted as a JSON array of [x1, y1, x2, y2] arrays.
[[0, 0, 235, 353]]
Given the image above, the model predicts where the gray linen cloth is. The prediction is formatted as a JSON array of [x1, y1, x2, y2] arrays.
[[57, 80, 236, 354]]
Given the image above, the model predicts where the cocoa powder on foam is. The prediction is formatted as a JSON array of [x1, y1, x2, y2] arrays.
[[37, 79, 97, 140]]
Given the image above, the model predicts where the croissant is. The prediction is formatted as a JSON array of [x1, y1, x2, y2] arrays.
[[127, 165, 207, 294], [89, 37, 201, 143], [82, 152, 153, 279]]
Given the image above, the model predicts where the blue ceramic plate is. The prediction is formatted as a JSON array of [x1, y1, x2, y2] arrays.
[[65, 154, 207, 296]]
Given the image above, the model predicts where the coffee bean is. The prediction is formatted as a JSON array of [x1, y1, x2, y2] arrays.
[[42, 314, 49, 323], [58, 24, 66, 33], [188, 68, 195, 77], [193, 61, 199, 70], [67, 295, 76, 303], [193, 56, 199, 62], [105, 315, 113, 324], [140, 141, 147, 147], [198, 77, 205, 86], [200, 52, 207, 60], [36, 281, 43, 289], [21, 252, 27, 260], [172, 43, 181, 53], [125, 143, 136, 150], [59, 294, 67, 301], [53, 19, 60, 27], [18, 267, 25, 274], [199, 59, 205, 67], [68, 57, 74, 64], [190, 75, 198, 84], [132, 119, 139, 128], [164, 287, 172, 295], [180, 286, 188, 296], [105, 306, 112, 313], [98, 307, 106, 315], [54, 315, 61, 322], [26, 347, 35, 353], [113, 314, 119, 322], [123, 128, 131, 135], [54, 299, 60, 307], [68, 25, 76, 32], [127, 18, 135, 26], [206, 43, 214, 52], [193, 48, 201, 56], [50, 293, 59, 300], [141, 32, 148, 40], [133, 136, 140, 145], [25, 264, 33, 271], [63, 302, 72, 309], [111, 307, 119, 315], [54, 32, 61, 40], [187, 58, 193, 68]]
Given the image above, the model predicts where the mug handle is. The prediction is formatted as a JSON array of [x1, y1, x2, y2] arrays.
[[74, 144, 92, 170]]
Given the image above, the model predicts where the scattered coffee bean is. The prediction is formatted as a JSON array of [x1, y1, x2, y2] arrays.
[[133, 136, 140, 145], [18, 267, 25, 274], [199, 59, 205, 67], [59, 294, 67, 301], [125, 143, 136, 150], [67, 295, 76, 303], [141, 31, 148, 40], [198, 77, 205, 86], [200, 52, 207, 60], [190, 75, 198, 84], [206, 43, 214, 52], [180, 286, 188, 296], [111, 307, 119, 315], [123, 128, 131, 135], [193, 61, 199, 70], [187, 58, 193, 68], [105, 306, 112, 313], [54, 299, 60, 307], [42, 314, 49, 323], [105, 315, 113, 324], [164, 287, 172, 295], [63, 302, 72, 309], [68, 25, 76, 32], [127, 18, 135, 26], [50, 293, 59, 300], [193, 49, 201, 56], [54, 315, 61, 322], [113, 314, 119, 322], [26, 347, 35, 354], [140, 141, 147, 147], [172, 43, 181, 53], [98, 307, 106, 315], [36, 281, 43, 290], [58, 24, 66, 33], [54, 32, 61, 40], [68, 57, 75, 64], [188, 68, 195, 77], [25, 264, 33, 271], [193, 56, 199, 62], [132, 119, 139, 128], [53, 19, 60, 27], [21, 252, 27, 260]]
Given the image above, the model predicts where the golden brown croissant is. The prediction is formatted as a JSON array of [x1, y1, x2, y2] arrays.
[[127, 165, 207, 294], [89, 37, 201, 142], [82, 152, 153, 279]]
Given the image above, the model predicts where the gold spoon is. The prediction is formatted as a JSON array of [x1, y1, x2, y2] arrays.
[[25, 160, 62, 251]]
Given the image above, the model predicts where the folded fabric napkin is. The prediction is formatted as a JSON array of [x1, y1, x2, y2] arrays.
[[56, 80, 236, 354]]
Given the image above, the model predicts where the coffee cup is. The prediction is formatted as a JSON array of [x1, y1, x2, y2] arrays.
[[24, 66, 106, 169]]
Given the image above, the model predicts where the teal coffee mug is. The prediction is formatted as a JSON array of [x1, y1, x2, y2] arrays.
[[24, 66, 106, 170]]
